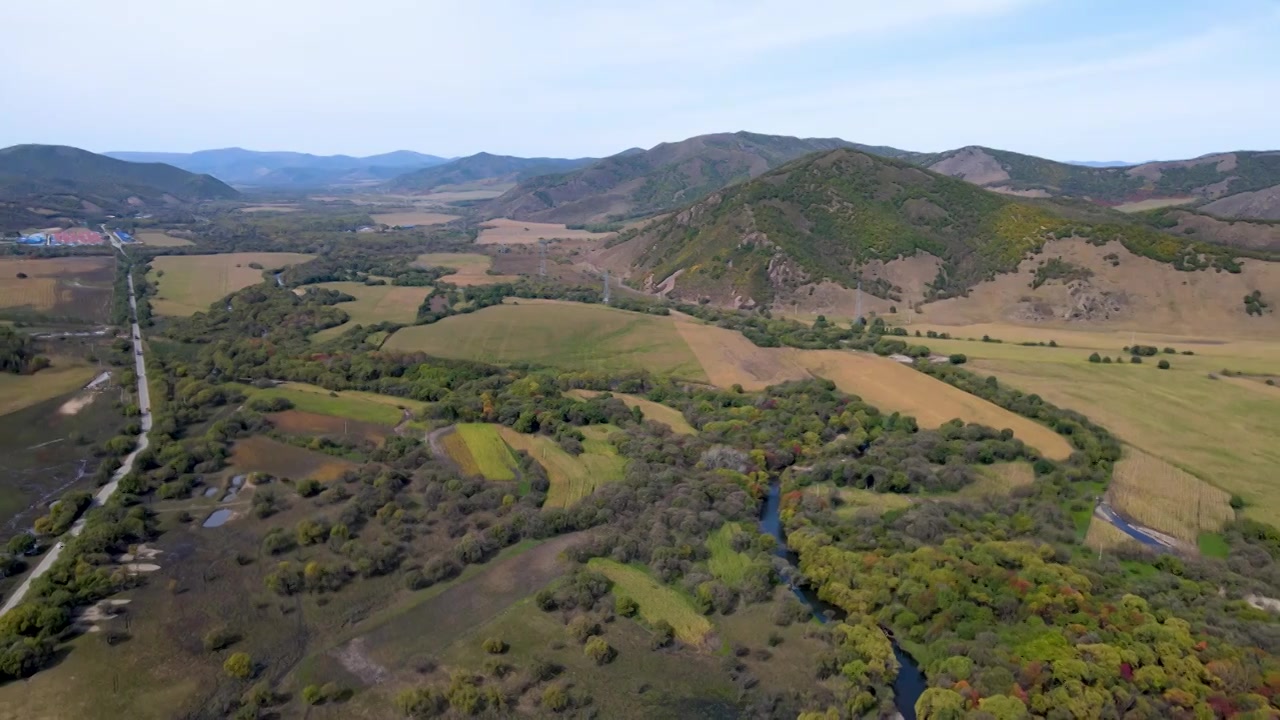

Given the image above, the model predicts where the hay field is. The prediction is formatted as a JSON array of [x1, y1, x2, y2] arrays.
[[148, 252, 313, 316], [229, 435, 356, 481], [672, 317, 809, 390], [384, 302, 707, 380], [306, 281, 432, 342], [231, 381, 423, 426], [793, 350, 1074, 459], [497, 426, 625, 507], [135, 231, 194, 247], [587, 559, 712, 645], [370, 211, 459, 226], [1114, 197, 1197, 212], [476, 218, 614, 245], [567, 389, 695, 434], [0, 357, 98, 417], [445, 423, 518, 481], [412, 252, 517, 286], [928, 336, 1280, 525], [1109, 447, 1235, 544], [0, 256, 115, 323]]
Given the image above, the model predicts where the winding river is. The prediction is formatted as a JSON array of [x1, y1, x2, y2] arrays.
[[759, 483, 926, 719]]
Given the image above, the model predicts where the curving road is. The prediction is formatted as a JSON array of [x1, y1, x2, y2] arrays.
[[0, 235, 153, 616], [1094, 500, 1175, 553]]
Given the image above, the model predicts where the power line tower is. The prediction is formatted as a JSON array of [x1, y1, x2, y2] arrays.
[[603, 270, 611, 304], [538, 240, 548, 278]]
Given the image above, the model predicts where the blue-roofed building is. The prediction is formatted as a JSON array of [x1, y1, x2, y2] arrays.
[[18, 233, 48, 245], [113, 230, 134, 243]]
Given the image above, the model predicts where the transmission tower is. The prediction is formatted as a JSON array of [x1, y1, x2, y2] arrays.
[[538, 239, 548, 277], [603, 270, 611, 304]]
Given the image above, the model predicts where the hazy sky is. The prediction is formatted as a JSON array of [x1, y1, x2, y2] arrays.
[[2, 0, 1277, 161]]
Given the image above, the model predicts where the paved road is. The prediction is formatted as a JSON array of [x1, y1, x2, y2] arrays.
[[1095, 501, 1173, 552], [0, 236, 153, 616]]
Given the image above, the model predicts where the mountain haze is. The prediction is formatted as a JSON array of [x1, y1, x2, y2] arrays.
[[385, 153, 596, 193], [106, 148, 449, 187]]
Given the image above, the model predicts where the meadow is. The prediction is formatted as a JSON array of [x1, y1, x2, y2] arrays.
[[475, 218, 614, 245], [147, 252, 313, 316], [913, 325, 1280, 526], [305, 281, 433, 342], [267, 409, 390, 446], [705, 523, 753, 586], [586, 559, 712, 645], [369, 211, 459, 226], [229, 435, 358, 481], [0, 256, 115, 324], [229, 381, 423, 426], [497, 426, 626, 507], [0, 355, 98, 417], [384, 301, 708, 380], [566, 389, 696, 434], [412, 252, 516, 286], [443, 423, 518, 481], [134, 231, 194, 247]]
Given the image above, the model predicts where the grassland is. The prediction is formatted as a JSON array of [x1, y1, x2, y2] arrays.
[[134, 231, 194, 247], [267, 409, 390, 446], [0, 356, 97, 416], [444, 423, 518, 481], [567, 389, 696, 434], [370, 211, 459, 226], [911, 326, 1280, 525], [1114, 197, 1197, 212], [706, 523, 752, 586], [147, 252, 313, 316], [953, 461, 1036, 499], [497, 426, 626, 507], [587, 559, 712, 645], [1110, 447, 1235, 544], [306, 281, 432, 342], [384, 301, 708, 380], [230, 381, 424, 426], [475, 218, 614, 245], [412, 252, 516, 286], [237, 204, 299, 213], [229, 435, 357, 481], [804, 484, 915, 517], [0, 256, 115, 324]]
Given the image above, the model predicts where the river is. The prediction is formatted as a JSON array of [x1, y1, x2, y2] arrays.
[[758, 483, 926, 719]]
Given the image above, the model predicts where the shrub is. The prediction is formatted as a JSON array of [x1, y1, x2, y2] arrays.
[[302, 685, 323, 705], [948, 354, 967, 365], [567, 616, 601, 643], [1102, 356, 1112, 364], [584, 636, 615, 665], [223, 652, 253, 679], [1130, 356, 1142, 364], [482, 637, 508, 654], [542, 684, 570, 712], [1231, 495, 1246, 510], [650, 619, 675, 649], [203, 626, 239, 652], [1158, 359, 1171, 369], [295, 478, 321, 498], [615, 595, 638, 617], [1088, 352, 1101, 363]]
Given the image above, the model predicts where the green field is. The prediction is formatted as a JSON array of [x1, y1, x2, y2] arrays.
[[0, 356, 97, 417], [229, 381, 424, 426], [921, 338, 1280, 525], [706, 523, 753, 586], [568, 389, 696, 434], [383, 301, 708, 380], [306, 281, 433, 342], [587, 559, 712, 645], [148, 252, 313, 316], [499, 426, 626, 507], [444, 423, 519, 481]]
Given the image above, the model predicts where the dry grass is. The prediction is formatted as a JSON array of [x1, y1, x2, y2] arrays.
[[476, 218, 614, 245], [672, 317, 809, 390], [805, 485, 915, 517], [1109, 447, 1235, 544], [0, 257, 115, 321], [134, 231, 194, 247], [1113, 197, 1197, 212], [793, 349, 1074, 459], [497, 426, 625, 507], [306, 282, 432, 342], [1084, 516, 1146, 552], [148, 253, 313, 316], [566, 389, 695, 434], [236, 205, 299, 213], [955, 461, 1036, 498], [370, 211, 459, 226], [229, 435, 356, 482], [412, 252, 517, 286], [267, 410, 389, 446], [0, 357, 97, 416]]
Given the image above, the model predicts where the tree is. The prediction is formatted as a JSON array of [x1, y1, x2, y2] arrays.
[[650, 619, 674, 649], [584, 636, 615, 665], [223, 651, 253, 679], [948, 354, 967, 365], [614, 595, 638, 617], [1158, 359, 1170, 369], [1088, 352, 1102, 363], [482, 637, 507, 654], [302, 684, 324, 705], [915, 687, 966, 719], [542, 684, 570, 712]]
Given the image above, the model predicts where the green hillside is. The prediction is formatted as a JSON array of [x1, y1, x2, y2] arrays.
[[386, 152, 595, 192]]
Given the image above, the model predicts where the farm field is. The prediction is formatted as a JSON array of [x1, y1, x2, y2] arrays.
[[586, 559, 712, 645], [228, 435, 357, 481], [0, 356, 98, 417], [267, 409, 390, 446], [134, 231, 194, 247], [1109, 446, 1235, 545], [443, 423, 518, 481], [370, 211, 459, 226], [567, 389, 696, 434], [475, 218, 614, 245], [915, 329, 1280, 525], [1114, 197, 1197, 212], [230, 381, 423, 426], [236, 204, 299, 213], [497, 425, 626, 507], [305, 281, 432, 342], [148, 252, 313, 316], [0, 256, 115, 324], [412, 252, 516, 286], [384, 301, 708, 380]]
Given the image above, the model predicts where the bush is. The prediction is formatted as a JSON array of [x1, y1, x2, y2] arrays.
[[584, 636, 615, 665], [302, 685, 323, 705], [614, 595, 638, 617], [203, 626, 239, 652], [542, 684, 570, 712], [223, 652, 253, 679], [1231, 495, 1246, 510], [1130, 356, 1142, 364], [948, 354, 967, 365], [295, 478, 321, 498], [1088, 352, 1101, 363], [1102, 356, 1112, 364], [650, 619, 675, 649], [567, 616, 601, 643], [482, 637, 508, 654], [1158, 359, 1171, 369]]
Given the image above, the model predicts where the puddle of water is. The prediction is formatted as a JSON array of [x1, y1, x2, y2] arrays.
[[222, 490, 238, 503], [231, 474, 246, 487], [202, 509, 233, 528], [203, 487, 219, 498]]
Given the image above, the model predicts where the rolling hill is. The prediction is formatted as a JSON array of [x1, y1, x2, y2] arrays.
[[485, 132, 897, 224], [106, 147, 449, 187], [384, 152, 596, 193], [603, 147, 1261, 311], [0, 144, 237, 230]]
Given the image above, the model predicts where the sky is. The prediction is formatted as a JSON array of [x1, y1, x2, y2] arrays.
[[2, 0, 1278, 162]]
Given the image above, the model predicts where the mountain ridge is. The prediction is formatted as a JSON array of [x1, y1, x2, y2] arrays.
[[106, 147, 450, 187], [384, 153, 596, 193]]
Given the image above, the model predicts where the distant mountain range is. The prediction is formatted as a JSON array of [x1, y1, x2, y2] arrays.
[[0, 144, 237, 230], [385, 153, 597, 193], [106, 148, 451, 188]]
